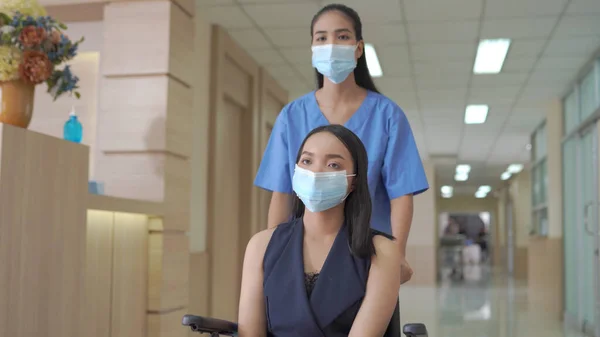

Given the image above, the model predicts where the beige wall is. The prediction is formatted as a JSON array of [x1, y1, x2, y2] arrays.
[[437, 195, 498, 214], [407, 161, 437, 285]]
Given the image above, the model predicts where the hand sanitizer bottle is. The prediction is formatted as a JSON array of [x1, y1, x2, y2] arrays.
[[63, 106, 83, 143]]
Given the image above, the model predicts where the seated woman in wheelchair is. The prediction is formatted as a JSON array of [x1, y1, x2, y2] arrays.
[[238, 124, 402, 337]]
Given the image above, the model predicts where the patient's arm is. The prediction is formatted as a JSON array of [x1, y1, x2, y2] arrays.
[[349, 236, 402, 337], [237, 229, 274, 337], [267, 192, 292, 228]]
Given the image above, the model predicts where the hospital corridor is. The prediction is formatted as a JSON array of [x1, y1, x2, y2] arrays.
[[0, 0, 599, 337]]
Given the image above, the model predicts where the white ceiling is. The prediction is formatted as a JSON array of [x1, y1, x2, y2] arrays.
[[198, 0, 600, 193]]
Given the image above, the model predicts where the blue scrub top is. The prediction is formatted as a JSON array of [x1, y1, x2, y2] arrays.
[[254, 90, 429, 234]]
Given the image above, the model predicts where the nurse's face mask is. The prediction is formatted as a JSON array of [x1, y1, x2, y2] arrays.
[[292, 164, 355, 213], [311, 44, 358, 84]]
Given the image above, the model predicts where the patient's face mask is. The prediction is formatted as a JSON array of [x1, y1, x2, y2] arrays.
[[292, 165, 354, 213], [311, 44, 357, 84]]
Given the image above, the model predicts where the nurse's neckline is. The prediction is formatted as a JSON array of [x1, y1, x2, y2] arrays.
[[311, 89, 372, 127]]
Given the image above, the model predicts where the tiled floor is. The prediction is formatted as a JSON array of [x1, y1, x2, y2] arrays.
[[399, 264, 588, 337]]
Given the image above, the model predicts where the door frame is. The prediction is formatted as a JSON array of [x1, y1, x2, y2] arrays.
[[205, 24, 260, 320], [255, 68, 288, 234], [564, 121, 600, 336], [579, 123, 599, 337]]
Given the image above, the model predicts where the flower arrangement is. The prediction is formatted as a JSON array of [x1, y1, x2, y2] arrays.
[[0, 1, 84, 101]]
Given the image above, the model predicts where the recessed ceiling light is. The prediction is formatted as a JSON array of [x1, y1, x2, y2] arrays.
[[441, 185, 453, 194], [364, 43, 383, 77], [507, 164, 524, 174], [456, 164, 471, 174], [473, 38, 511, 74], [501, 171, 511, 180], [464, 105, 489, 124], [478, 185, 492, 193], [455, 172, 468, 181], [475, 190, 487, 198]]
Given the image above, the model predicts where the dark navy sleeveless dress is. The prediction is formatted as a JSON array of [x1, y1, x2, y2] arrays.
[[263, 218, 388, 337]]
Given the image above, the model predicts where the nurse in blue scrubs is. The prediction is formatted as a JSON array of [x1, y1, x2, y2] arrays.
[[254, 3, 429, 284]]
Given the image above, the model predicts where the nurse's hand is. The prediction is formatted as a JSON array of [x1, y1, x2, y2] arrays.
[[400, 258, 413, 284]]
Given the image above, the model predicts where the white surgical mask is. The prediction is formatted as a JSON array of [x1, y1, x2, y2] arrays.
[[311, 44, 357, 84], [292, 165, 355, 213]]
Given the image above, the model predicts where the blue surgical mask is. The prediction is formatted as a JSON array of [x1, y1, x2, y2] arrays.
[[292, 165, 355, 213], [311, 44, 357, 84]]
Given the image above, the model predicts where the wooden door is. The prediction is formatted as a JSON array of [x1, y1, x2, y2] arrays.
[[206, 26, 260, 321], [256, 69, 288, 233]]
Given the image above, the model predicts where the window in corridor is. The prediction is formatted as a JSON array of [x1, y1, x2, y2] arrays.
[[579, 62, 599, 121], [564, 89, 578, 135], [564, 58, 600, 135], [530, 122, 548, 236]]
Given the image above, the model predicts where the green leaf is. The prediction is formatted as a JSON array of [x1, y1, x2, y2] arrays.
[[0, 12, 11, 25], [58, 23, 67, 30], [74, 91, 81, 99]]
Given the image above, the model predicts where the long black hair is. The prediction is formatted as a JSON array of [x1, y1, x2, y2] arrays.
[[310, 4, 380, 94], [290, 124, 375, 258]]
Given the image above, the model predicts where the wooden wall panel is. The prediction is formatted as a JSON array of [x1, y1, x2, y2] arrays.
[[187, 252, 210, 321], [148, 232, 190, 311], [45, 2, 105, 22], [167, 78, 193, 157], [86, 211, 115, 337], [95, 152, 167, 202], [98, 76, 192, 158], [528, 237, 563, 319], [98, 76, 169, 152], [164, 148, 192, 232], [148, 308, 188, 337], [103, 2, 171, 77], [111, 213, 149, 337], [168, 2, 195, 85], [0, 125, 88, 337]]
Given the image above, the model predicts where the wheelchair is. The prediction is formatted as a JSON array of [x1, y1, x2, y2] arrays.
[[182, 302, 429, 337]]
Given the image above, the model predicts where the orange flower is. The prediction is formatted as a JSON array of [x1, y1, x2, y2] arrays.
[[19, 50, 53, 84], [19, 26, 47, 48]]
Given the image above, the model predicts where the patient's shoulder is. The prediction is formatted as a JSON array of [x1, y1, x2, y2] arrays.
[[246, 219, 299, 262], [245, 228, 276, 262]]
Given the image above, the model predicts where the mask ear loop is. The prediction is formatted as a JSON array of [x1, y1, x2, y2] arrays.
[[341, 173, 357, 202]]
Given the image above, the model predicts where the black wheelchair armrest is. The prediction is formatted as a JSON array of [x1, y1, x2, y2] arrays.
[[183, 314, 428, 337], [182, 315, 238, 336], [403, 323, 428, 337]]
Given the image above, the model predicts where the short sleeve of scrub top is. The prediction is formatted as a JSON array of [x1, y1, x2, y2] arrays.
[[382, 109, 429, 199], [254, 106, 293, 194], [254, 91, 429, 234]]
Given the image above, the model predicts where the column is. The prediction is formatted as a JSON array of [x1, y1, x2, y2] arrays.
[[95, 1, 194, 336]]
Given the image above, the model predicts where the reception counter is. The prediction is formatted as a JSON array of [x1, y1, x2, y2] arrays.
[[0, 125, 189, 337]]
